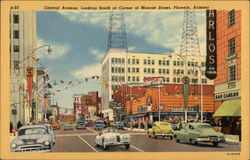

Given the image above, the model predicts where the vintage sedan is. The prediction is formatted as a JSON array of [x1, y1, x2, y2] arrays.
[[174, 122, 225, 146], [113, 122, 125, 130], [95, 127, 131, 150], [95, 120, 105, 130], [76, 120, 86, 129], [10, 124, 54, 152], [63, 122, 74, 130], [148, 121, 174, 139]]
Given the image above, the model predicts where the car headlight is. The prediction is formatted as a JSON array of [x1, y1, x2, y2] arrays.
[[110, 136, 115, 140], [44, 141, 50, 146], [11, 143, 17, 148]]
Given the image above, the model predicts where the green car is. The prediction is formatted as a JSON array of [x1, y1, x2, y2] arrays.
[[63, 122, 74, 130], [148, 121, 174, 139], [174, 122, 225, 146]]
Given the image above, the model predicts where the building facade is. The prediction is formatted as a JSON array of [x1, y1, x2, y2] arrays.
[[101, 50, 214, 120], [213, 10, 241, 134], [9, 11, 37, 127]]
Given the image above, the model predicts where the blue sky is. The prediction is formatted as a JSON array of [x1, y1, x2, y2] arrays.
[[36, 11, 206, 113]]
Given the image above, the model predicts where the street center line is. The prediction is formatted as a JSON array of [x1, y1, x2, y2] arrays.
[[130, 145, 144, 152], [87, 127, 98, 134], [77, 135, 98, 152]]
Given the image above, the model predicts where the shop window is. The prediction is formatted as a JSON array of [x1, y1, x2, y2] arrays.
[[228, 10, 235, 27], [229, 38, 236, 56]]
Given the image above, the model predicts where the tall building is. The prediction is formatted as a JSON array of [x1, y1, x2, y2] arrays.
[[213, 10, 241, 133], [9, 11, 37, 127], [101, 51, 214, 120]]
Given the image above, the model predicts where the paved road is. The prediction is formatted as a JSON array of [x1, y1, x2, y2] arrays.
[[51, 127, 240, 152]]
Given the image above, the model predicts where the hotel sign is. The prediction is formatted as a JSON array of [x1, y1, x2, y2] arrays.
[[205, 10, 217, 80], [144, 77, 163, 86]]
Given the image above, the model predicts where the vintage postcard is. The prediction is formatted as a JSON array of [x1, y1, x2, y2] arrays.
[[0, 0, 249, 160]]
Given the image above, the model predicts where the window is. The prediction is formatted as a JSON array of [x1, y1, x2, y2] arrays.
[[112, 76, 114, 81], [136, 76, 139, 82], [144, 59, 147, 65], [115, 67, 118, 73], [147, 68, 151, 73], [128, 59, 130, 64], [188, 62, 191, 66], [181, 61, 184, 66], [229, 65, 236, 81], [132, 76, 135, 81], [177, 61, 180, 66], [229, 38, 236, 56], [148, 59, 151, 65], [13, 14, 19, 23], [136, 59, 139, 64], [181, 70, 184, 74], [132, 68, 135, 73], [118, 68, 121, 73], [173, 69, 176, 74], [152, 60, 155, 65], [191, 62, 194, 67], [14, 30, 19, 39], [177, 78, 180, 83], [166, 61, 169, 65], [195, 62, 198, 67], [128, 68, 130, 73], [118, 58, 121, 64], [173, 61, 176, 66], [132, 59, 135, 64], [14, 60, 19, 69], [111, 67, 114, 73], [202, 62, 206, 67], [136, 68, 139, 73], [122, 77, 125, 82], [158, 69, 162, 74], [228, 10, 235, 27], [122, 58, 125, 64], [163, 60, 166, 65], [128, 76, 131, 82], [162, 69, 166, 74], [13, 45, 19, 52], [173, 78, 176, 82], [158, 60, 162, 65], [166, 77, 169, 82], [152, 68, 155, 74], [166, 69, 169, 74], [112, 58, 114, 64], [115, 58, 118, 63], [144, 68, 147, 73], [122, 68, 124, 73]]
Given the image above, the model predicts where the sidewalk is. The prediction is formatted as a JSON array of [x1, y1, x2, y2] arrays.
[[225, 134, 240, 143]]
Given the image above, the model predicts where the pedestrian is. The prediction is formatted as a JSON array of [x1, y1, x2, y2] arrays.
[[17, 121, 23, 130], [10, 122, 13, 134], [236, 118, 241, 142]]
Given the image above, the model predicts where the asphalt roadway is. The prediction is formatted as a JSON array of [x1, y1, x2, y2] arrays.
[[51, 127, 240, 152]]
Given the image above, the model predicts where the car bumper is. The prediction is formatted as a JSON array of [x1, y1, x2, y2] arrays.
[[106, 141, 130, 146], [196, 137, 225, 142], [155, 133, 174, 137], [11, 145, 51, 152], [77, 126, 86, 129]]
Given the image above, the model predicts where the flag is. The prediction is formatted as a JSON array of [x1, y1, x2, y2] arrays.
[[60, 80, 64, 83]]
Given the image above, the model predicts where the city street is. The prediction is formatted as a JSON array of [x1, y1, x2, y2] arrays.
[[51, 127, 240, 152]]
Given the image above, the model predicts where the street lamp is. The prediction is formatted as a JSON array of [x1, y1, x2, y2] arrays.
[[197, 65, 203, 122]]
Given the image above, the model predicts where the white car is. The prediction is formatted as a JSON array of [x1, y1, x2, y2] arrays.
[[10, 124, 55, 152], [95, 127, 131, 150]]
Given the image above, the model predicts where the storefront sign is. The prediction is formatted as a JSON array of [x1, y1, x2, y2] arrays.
[[144, 77, 163, 86], [171, 107, 183, 112], [215, 91, 240, 101], [205, 10, 217, 80], [154, 105, 168, 111]]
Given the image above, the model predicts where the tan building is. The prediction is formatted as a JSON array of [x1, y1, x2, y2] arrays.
[[9, 11, 37, 126]]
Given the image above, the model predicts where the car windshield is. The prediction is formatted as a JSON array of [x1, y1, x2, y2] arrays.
[[96, 121, 104, 124], [18, 127, 47, 136], [198, 125, 215, 130], [102, 128, 118, 133]]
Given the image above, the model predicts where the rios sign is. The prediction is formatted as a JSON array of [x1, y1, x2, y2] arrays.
[[143, 77, 163, 86], [205, 10, 217, 80]]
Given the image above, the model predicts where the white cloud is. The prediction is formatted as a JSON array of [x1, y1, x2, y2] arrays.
[[89, 49, 105, 60], [37, 38, 71, 60], [72, 63, 101, 78]]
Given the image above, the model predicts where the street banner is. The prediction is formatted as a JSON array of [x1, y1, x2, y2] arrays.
[[205, 10, 217, 80], [143, 77, 163, 86]]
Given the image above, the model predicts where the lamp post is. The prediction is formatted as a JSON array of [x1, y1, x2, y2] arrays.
[[174, 54, 188, 123], [197, 66, 203, 122]]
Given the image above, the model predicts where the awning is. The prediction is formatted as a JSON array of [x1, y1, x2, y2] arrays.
[[213, 99, 241, 117], [127, 113, 147, 118]]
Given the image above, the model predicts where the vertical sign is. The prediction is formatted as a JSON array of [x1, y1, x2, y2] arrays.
[[205, 10, 217, 80], [27, 67, 33, 105]]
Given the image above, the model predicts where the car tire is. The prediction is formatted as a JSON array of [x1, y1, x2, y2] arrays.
[[170, 136, 173, 140], [153, 132, 157, 139], [212, 142, 218, 147], [190, 139, 197, 145], [125, 144, 130, 150], [175, 136, 180, 143]]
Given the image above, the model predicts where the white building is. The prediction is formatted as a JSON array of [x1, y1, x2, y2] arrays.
[[101, 50, 214, 120], [10, 11, 37, 126]]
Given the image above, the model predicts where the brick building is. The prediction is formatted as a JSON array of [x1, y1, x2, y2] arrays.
[[213, 10, 241, 134]]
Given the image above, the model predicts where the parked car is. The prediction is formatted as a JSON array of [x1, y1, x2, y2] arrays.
[[64, 122, 74, 130], [95, 127, 131, 150], [76, 120, 86, 129], [95, 120, 105, 130], [148, 121, 174, 139], [113, 122, 125, 130], [44, 124, 56, 145], [174, 122, 225, 146], [10, 124, 54, 152], [86, 120, 95, 127], [51, 122, 60, 130]]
